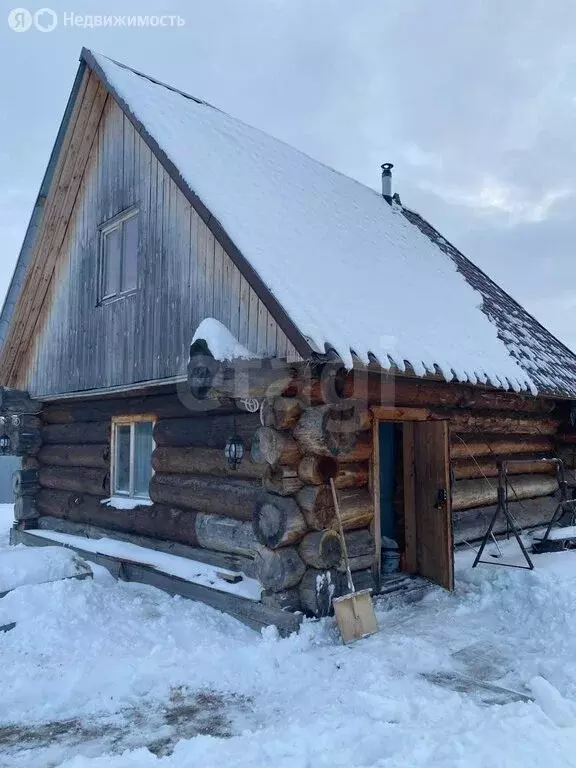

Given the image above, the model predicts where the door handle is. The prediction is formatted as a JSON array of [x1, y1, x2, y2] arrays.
[[435, 488, 448, 509]]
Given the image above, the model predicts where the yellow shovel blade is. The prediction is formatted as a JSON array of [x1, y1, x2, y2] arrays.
[[333, 589, 378, 644]]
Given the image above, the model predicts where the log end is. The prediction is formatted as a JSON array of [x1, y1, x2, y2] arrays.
[[252, 494, 307, 548]]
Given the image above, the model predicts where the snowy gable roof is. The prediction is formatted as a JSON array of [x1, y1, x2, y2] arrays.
[[85, 49, 576, 397]]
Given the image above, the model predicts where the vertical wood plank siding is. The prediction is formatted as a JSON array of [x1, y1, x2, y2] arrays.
[[22, 100, 300, 397]]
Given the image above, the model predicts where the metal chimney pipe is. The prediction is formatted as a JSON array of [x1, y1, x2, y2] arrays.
[[381, 163, 393, 202]]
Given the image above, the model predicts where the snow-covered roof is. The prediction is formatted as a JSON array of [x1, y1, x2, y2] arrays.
[[7, 48, 576, 398]]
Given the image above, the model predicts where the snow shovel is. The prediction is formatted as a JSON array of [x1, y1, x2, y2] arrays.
[[330, 478, 378, 644]]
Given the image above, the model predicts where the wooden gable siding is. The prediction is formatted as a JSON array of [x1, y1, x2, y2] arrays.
[[19, 98, 300, 397]]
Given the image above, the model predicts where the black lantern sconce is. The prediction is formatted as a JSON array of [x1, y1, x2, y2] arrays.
[[225, 434, 244, 470], [0, 433, 10, 455], [0, 415, 18, 456]]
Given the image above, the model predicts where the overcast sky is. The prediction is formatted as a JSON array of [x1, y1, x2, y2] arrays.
[[1, 0, 575, 351]]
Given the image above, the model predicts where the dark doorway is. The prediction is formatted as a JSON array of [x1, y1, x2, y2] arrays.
[[375, 416, 453, 590]]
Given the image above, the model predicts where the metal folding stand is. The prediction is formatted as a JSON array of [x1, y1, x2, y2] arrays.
[[472, 461, 534, 570], [536, 458, 576, 545]]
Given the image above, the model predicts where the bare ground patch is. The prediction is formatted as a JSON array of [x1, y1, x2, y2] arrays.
[[0, 687, 250, 767]]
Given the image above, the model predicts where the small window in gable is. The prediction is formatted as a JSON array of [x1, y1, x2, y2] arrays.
[[111, 416, 154, 501], [99, 209, 139, 302]]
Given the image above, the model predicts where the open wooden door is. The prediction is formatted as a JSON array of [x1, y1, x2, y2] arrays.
[[412, 420, 454, 590]]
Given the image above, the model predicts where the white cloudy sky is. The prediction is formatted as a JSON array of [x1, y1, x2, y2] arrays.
[[1, 0, 576, 349]]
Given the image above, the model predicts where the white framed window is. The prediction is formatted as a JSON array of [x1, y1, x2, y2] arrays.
[[111, 415, 155, 501], [99, 208, 139, 302]]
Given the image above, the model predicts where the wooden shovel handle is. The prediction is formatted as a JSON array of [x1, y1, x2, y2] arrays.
[[330, 477, 355, 595]]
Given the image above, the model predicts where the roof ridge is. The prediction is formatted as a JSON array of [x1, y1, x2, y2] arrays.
[[81, 48, 211, 108]]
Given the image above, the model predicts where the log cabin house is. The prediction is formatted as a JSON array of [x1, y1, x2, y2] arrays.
[[2, 48, 576, 633]]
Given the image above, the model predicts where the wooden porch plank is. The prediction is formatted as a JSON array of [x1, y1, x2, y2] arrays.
[[11, 527, 302, 637]]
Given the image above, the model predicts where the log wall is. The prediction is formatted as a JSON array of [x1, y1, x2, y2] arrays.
[[29, 386, 379, 618], [339, 371, 565, 546], [20, 370, 573, 620], [30, 391, 272, 579]]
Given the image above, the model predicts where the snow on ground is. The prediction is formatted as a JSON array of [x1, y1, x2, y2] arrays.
[[0, 504, 15, 546], [3, 509, 576, 766], [0, 545, 91, 594]]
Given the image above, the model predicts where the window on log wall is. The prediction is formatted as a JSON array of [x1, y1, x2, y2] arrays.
[[111, 415, 155, 501], [99, 208, 139, 303]]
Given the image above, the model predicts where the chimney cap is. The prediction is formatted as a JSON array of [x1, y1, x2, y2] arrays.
[[381, 162, 394, 172]]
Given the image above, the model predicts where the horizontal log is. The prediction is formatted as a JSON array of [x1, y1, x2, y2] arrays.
[[337, 554, 375, 572], [448, 412, 559, 436], [10, 431, 42, 458], [450, 435, 554, 459], [334, 463, 369, 489], [149, 473, 262, 521], [342, 568, 377, 594], [453, 496, 561, 545], [260, 397, 303, 430], [251, 427, 301, 467], [297, 456, 368, 488], [298, 568, 339, 617], [14, 495, 38, 521], [252, 494, 308, 548], [296, 486, 373, 531], [195, 512, 258, 557], [295, 433, 373, 464], [452, 456, 557, 481], [42, 393, 193, 424], [290, 363, 348, 405], [294, 404, 371, 459], [38, 443, 110, 469], [337, 529, 375, 572], [43, 422, 111, 445], [152, 445, 265, 479], [188, 345, 296, 401], [254, 547, 306, 592], [39, 466, 110, 496], [12, 468, 39, 496], [263, 465, 303, 496], [21, 457, 40, 470], [36, 515, 255, 577], [298, 456, 338, 485], [452, 474, 558, 511], [3, 416, 43, 457], [36, 490, 200, 546], [343, 372, 556, 414], [0, 387, 43, 414], [341, 528, 375, 558], [153, 412, 260, 449], [298, 530, 342, 569]]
